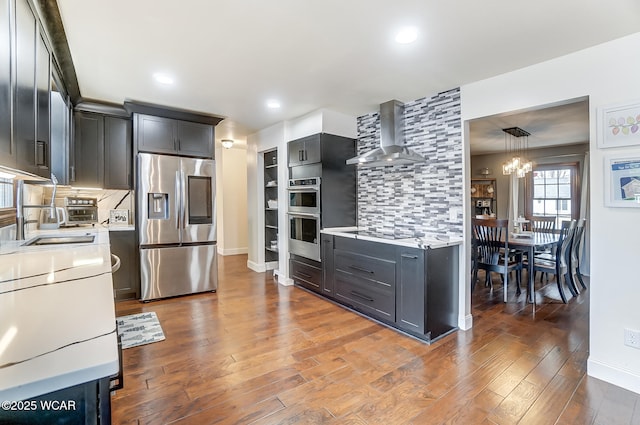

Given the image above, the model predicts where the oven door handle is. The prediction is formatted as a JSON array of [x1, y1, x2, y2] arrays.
[[287, 212, 320, 218], [286, 186, 320, 192]]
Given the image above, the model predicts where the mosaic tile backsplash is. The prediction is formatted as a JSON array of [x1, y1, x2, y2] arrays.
[[356, 88, 463, 239]]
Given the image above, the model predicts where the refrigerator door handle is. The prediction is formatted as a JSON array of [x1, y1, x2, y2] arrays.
[[180, 170, 187, 229], [175, 170, 182, 231]]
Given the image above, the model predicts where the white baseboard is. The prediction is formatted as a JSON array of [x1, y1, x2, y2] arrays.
[[588, 358, 640, 395], [247, 260, 266, 273], [278, 273, 294, 286], [265, 261, 278, 271], [458, 314, 473, 331], [217, 247, 248, 256]]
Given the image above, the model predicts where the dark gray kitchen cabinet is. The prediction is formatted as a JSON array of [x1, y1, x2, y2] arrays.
[[290, 255, 322, 293], [110, 230, 139, 301], [35, 30, 50, 171], [104, 116, 132, 189], [73, 108, 132, 189], [135, 114, 213, 158], [0, 0, 12, 168], [321, 234, 334, 295], [0, 377, 112, 424], [288, 134, 321, 166], [394, 244, 459, 341], [13, 0, 51, 177], [73, 111, 104, 187], [333, 237, 397, 323], [176, 120, 214, 157], [323, 235, 459, 343], [14, 0, 38, 174], [396, 248, 426, 334], [135, 114, 175, 154]]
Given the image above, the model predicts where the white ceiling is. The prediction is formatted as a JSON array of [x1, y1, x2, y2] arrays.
[[468, 99, 590, 155], [56, 0, 640, 148]]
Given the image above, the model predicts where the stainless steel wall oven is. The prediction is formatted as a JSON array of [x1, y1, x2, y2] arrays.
[[287, 177, 320, 214], [288, 212, 321, 261]]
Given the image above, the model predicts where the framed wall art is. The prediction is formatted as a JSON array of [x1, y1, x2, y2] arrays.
[[604, 151, 640, 208], [598, 101, 640, 148]]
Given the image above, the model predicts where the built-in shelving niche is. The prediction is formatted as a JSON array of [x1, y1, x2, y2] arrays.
[[263, 149, 279, 268]]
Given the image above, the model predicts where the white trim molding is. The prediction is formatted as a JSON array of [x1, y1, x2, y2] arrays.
[[588, 358, 640, 395]]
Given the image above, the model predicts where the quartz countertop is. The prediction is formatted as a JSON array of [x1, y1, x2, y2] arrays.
[[0, 226, 119, 401], [321, 227, 463, 250]]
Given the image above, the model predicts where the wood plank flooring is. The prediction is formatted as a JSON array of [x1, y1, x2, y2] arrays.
[[112, 255, 640, 424]]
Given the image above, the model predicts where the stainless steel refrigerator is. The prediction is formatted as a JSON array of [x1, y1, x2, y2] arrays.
[[137, 152, 218, 300]]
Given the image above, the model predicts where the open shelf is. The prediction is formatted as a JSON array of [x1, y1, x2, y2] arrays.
[[264, 148, 279, 266]]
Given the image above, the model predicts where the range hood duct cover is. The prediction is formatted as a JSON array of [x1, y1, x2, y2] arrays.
[[346, 99, 426, 167]]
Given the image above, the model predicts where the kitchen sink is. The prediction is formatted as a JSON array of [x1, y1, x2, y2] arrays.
[[23, 235, 95, 246]]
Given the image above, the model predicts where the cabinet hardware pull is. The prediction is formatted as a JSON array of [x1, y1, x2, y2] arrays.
[[70, 165, 76, 182], [350, 291, 374, 302], [298, 150, 304, 161], [35, 141, 47, 166], [401, 254, 419, 259], [297, 271, 312, 279], [349, 265, 374, 274]]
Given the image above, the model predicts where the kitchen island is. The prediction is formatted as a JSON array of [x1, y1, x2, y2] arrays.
[[293, 228, 462, 343], [0, 227, 119, 423]]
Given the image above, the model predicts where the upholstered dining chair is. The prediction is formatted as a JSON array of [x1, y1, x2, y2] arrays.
[[471, 218, 523, 302], [531, 220, 577, 303]]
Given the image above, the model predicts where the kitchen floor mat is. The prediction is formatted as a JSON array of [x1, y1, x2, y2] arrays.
[[116, 311, 165, 349]]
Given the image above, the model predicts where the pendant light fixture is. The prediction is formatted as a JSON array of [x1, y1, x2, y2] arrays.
[[502, 127, 532, 178]]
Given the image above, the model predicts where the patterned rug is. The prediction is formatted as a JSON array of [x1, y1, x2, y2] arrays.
[[116, 312, 166, 349]]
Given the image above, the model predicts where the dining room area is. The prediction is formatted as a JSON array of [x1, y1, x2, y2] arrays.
[[468, 98, 590, 310]]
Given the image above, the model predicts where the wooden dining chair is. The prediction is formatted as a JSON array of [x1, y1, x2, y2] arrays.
[[526, 215, 557, 233], [531, 220, 577, 303], [471, 218, 523, 302], [569, 218, 587, 291]]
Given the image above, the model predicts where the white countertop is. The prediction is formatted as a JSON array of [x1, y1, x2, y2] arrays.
[[321, 227, 463, 249], [0, 226, 119, 401]]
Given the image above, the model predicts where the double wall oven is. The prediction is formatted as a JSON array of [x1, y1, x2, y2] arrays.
[[287, 177, 321, 261]]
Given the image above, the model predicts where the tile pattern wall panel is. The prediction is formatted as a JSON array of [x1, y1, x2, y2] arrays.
[[356, 88, 463, 239], [44, 188, 134, 225]]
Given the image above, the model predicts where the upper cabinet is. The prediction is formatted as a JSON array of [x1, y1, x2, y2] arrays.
[[288, 134, 321, 167], [0, 0, 55, 178], [14, 0, 51, 177], [103, 115, 132, 189], [72, 104, 132, 189], [135, 114, 214, 158]]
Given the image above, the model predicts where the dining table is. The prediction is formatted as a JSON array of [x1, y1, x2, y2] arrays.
[[509, 231, 560, 304]]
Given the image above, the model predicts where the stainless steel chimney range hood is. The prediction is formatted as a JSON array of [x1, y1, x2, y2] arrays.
[[347, 100, 426, 167]]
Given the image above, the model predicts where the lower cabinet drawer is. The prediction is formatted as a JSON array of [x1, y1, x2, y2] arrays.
[[335, 270, 395, 321], [334, 249, 396, 285], [290, 259, 322, 292]]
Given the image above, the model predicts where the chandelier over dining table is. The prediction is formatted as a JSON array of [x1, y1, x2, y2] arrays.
[[502, 126, 532, 178]]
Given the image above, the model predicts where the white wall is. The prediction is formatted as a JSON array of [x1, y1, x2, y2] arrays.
[[246, 122, 286, 275], [246, 110, 356, 284], [217, 144, 248, 255], [461, 32, 640, 394]]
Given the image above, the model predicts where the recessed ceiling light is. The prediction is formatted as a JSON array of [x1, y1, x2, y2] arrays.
[[395, 27, 418, 44], [266, 99, 281, 109], [153, 73, 174, 85]]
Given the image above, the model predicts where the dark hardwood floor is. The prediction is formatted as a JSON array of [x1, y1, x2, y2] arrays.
[[113, 254, 640, 424]]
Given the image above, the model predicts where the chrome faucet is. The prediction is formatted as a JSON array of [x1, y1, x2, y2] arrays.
[[14, 173, 59, 240]]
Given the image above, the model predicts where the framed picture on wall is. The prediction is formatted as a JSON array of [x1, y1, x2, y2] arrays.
[[604, 151, 640, 207], [598, 101, 640, 148]]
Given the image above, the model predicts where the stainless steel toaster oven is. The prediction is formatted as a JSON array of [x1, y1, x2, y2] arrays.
[[64, 197, 98, 225]]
